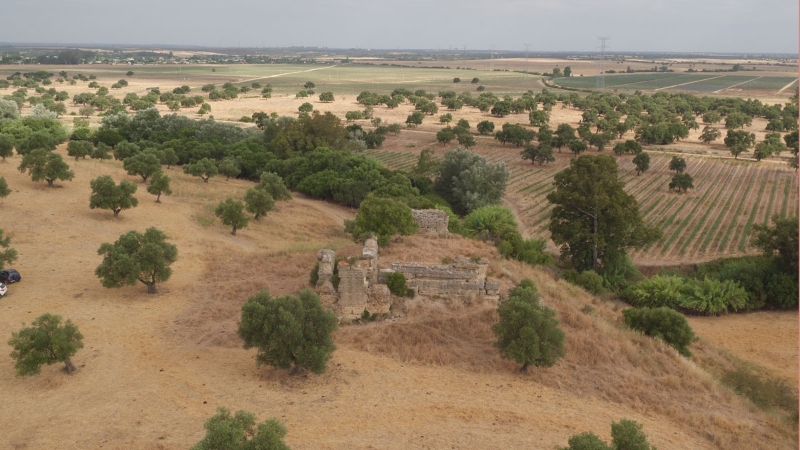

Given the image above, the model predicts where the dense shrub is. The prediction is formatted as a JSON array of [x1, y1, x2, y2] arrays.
[[621, 275, 685, 309], [622, 274, 748, 315], [563, 270, 606, 295], [696, 256, 797, 309], [681, 277, 748, 315], [346, 194, 418, 246], [623, 307, 695, 356], [386, 272, 408, 296], [560, 419, 656, 450], [463, 206, 552, 266]]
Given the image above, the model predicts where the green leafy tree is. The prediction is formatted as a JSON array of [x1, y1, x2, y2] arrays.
[[560, 419, 656, 450], [610, 419, 657, 450], [612, 140, 642, 155], [95, 227, 178, 294], [752, 215, 799, 275], [434, 147, 510, 215], [724, 130, 756, 159], [66, 140, 93, 160], [318, 92, 334, 102], [436, 127, 456, 145], [183, 158, 218, 182], [529, 110, 549, 127], [161, 148, 179, 168], [490, 100, 511, 117], [493, 279, 565, 372], [0, 228, 18, 270], [0, 177, 10, 201], [113, 141, 140, 161], [198, 103, 211, 115], [623, 307, 694, 356], [244, 188, 275, 220], [724, 111, 752, 129], [215, 198, 249, 235], [547, 155, 662, 272], [521, 144, 555, 165], [668, 173, 694, 193], [123, 149, 162, 182], [563, 66, 572, 77], [217, 158, 241, 180], [569, 139, 588, 156], [0, 133, 16, 160], [477, 120, 495, 135], [303, 81, 316, 89], [18, 149, 74, 187], [699, 126, 721, 144], [237, 289, 337, 374], [89, 175, 139, 217], [191, 407, 290, 450], [406, 111, 425, 127], [146, 171, 172, 203], [298, 102, 313, 113], [256, 172, 292, 202], [411, 148, 440, 179], [347, 194, 418, 246], [632, 152, 650, 176], [439, 113, 453, 124], [8, 313, 84, 376], [91, 142, 113, 160], [668, 156, 686, 173]]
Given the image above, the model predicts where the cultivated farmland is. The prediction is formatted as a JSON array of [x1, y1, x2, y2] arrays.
[[366, 147, 798, 265]]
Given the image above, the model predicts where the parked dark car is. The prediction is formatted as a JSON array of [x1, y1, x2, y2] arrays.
[[0, 269, 21, 283]]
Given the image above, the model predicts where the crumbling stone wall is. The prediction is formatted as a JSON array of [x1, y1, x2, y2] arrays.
[[411, 209, 449, 236], [380, 256, 500, 301], [315, 238, 499, 320]]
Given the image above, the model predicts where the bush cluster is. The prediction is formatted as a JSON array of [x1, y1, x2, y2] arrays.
[[623, 307, 695, 356], [621, 275, 748, 315]]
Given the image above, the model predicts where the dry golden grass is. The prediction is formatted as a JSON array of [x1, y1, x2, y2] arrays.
[[0, 107, 796, 450], [338, 241, 797, 450]]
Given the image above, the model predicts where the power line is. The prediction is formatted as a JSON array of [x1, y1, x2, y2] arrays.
[[523, 43, 530, 77], [596, 36, 610, 92]]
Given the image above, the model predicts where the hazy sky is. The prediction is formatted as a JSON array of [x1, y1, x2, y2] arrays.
[[1, 0, 796, 53]]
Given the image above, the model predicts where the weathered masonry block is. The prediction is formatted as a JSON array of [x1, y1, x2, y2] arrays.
[[316, 238, 499, 320], [411, 209, 449, 236]]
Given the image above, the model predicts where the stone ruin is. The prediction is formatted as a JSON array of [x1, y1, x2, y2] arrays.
[[315, 236, 501, 320], [410, 209, 449, 236]]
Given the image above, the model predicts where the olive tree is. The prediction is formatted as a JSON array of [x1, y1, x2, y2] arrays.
[[95, 227, 178, 294], [0, 133, 16, 160], [123, 149, 162, 182], [256, 172, 292, 201], [434, 147, 510, 215], [238, 289, 337, 374], [493, 279, 565, 372], [0, 177, 10, 201], [89, 175, 138, 217], [215, 198, 249, 235], [8, 313, 84, 375], [244, 188, 274, 219], [191, 407, 290, 450], [146, 171, 172, 203], [0, 228, 18, 270], [345, 194, 418, 246], [183, 158, 218, 182], [18, 149, 74, 187]]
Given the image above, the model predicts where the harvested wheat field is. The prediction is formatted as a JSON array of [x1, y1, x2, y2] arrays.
[[0, 146, 796, 449]]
